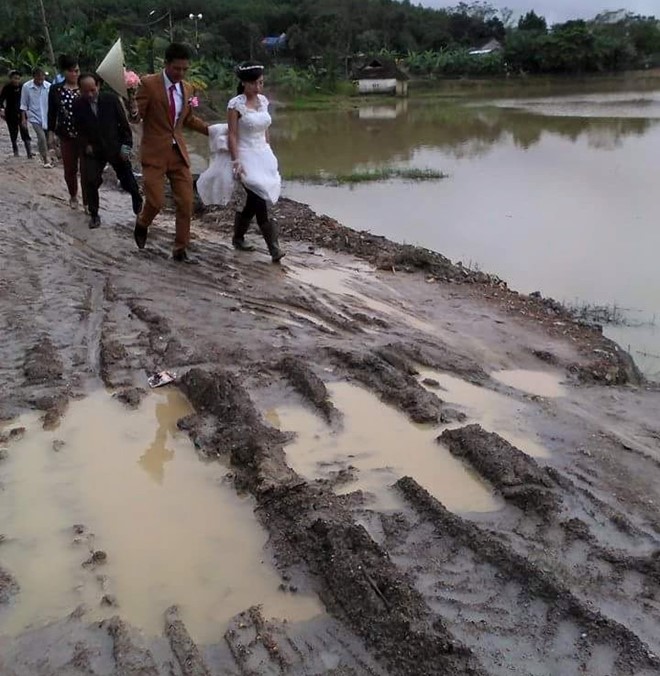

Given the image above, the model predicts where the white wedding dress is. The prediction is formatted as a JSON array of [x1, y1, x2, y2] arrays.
[[196, 94, 281, 207], [196, 123, 234, 206], [227, 94, 281, 205]]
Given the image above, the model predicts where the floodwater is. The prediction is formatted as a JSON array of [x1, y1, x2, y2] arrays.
[[265, 81, 660, 379], [274, 381, 501, 513], [416, 368, 550, 458], [491, 368, 566, 399], [0, 389, 321, 643]]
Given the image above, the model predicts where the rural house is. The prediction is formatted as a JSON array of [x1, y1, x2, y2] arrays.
[[352, 58, 409, 97], [468, 38, 503, 56]]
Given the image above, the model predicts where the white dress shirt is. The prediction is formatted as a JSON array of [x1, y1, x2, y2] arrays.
[[163, 71, 183, 126], [20, 79, 51, 129]]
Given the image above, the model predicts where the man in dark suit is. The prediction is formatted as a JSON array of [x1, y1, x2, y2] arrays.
[[73, 73, 143, 229]]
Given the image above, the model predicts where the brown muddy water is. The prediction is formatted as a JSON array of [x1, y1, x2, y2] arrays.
[[190, 82, 660, 379], [0, 389, 321, 643], [271, 378, 557, 513]]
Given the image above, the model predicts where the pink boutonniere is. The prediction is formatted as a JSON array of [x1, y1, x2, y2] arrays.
[[188, 96, 199, 108]]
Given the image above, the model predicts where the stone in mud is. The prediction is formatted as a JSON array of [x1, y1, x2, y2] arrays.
[[83, 550, 107, 568], [0, 448, 7, 462], [440, 424, 561, 514], [114, 387, 147, 410], [422, 377, 440, 388], [30, 392, 69, 430], [0, 566, 19, 603], [561, 517, 595, 543], [328, 348, 445, 424], [0, 427, 25, 444], [278, 356, 340, 425], [23, 335, 64, 385], [164, 605, 211, 676], [533, 349, 559, 365], [100, 594, 118, 608], [52, 439, 65, 452]]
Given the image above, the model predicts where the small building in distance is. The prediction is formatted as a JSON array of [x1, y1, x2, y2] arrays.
[[262, 33, 287, 53], [352, 58, 409, 97], [468, 38, 503, 56]]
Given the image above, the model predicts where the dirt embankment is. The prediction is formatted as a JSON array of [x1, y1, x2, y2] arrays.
[[1, 134, 660, 675]]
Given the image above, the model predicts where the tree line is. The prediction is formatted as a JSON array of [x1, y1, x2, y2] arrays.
[[1, 1, 659, 93]]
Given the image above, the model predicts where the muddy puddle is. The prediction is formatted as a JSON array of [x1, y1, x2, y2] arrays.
[[417, 368, 550, 458], [288, 264, 436, 334], [0, 389, 321, 644], [272, 381, 500, 513], [491, 368, 566, 398]]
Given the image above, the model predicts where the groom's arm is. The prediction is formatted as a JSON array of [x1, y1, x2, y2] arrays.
[[183, 108, 209, 136]]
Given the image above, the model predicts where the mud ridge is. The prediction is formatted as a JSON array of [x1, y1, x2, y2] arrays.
[[381, 341, 488, 383], [23, 335, 64, 385], [327, 348, 457, 424], [179, 368, 487, 676], [440, 425, 561, 514], [105, 616, 159, 676], [396, 476, 659, 674], [164, 606, 212, 676], [278, 356, 341, 425]]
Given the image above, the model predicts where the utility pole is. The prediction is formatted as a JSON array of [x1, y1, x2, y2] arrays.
[[37, 0, 55, 66]]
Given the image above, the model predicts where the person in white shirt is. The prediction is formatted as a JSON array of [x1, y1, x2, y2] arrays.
[[20, 67, 52, 167]]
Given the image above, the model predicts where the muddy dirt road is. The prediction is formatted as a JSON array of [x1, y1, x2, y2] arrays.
[[1, 135, 660, 675]]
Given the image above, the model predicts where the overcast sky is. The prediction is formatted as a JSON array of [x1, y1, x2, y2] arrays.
[[421, 1, 658, 24]]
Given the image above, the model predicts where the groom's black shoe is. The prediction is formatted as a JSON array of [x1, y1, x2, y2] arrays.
[[172, 249, 199, 265], [134, 220, 148, 249]]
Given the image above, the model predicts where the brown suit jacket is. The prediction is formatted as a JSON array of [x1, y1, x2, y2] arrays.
[[135, 73, 208, 168]]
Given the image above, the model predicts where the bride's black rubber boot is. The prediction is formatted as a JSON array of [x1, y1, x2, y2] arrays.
[[232, 211, 255, 251], [259, 219, 286, 263]]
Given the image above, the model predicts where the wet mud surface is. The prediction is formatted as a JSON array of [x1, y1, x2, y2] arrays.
[[1, 135, 660, 674]]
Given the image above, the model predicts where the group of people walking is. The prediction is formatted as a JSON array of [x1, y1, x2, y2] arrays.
[[0, 43, 284, 263]]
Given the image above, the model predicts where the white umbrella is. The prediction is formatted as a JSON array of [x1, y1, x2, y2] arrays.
[[96, 38, 127, 98]]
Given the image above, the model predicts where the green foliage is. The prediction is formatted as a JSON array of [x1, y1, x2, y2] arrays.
[[0, 0, 657, 86], [404, 49, 504, 77], [518, 11, 547, 33], [283, 167, 448, 184], [504, 17, 649, 74], [0, 47, 49, 74], [269, 65, 315, 95]]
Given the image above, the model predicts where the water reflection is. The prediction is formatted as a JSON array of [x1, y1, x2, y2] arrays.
[[137, 390, 189, 485], [269, 102, 655, 172]]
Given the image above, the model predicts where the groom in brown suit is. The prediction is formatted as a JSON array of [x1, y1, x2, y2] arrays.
[[130, 43, 208, 263]]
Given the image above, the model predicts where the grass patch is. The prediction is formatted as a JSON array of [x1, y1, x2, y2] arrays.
[[563, 300, 657, 328], [283, 168, 448, 185]]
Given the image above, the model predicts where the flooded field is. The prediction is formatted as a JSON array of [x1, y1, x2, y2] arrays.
[[263, 82, 660, 379]]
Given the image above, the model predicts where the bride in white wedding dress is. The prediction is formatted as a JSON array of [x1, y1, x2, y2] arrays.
[[226, 62, 284, 263]]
